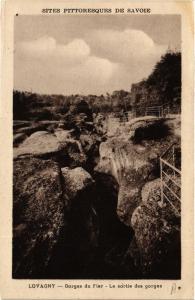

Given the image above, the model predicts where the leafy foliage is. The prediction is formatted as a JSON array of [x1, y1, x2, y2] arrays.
[[13, 90, 131, 120], [131, 51, 181, 114]]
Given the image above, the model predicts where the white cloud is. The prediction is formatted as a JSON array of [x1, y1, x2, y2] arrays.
[[14, 30, 166, 95], [82, 56, 116, 82], [18, 36, 56, 55], [85, 29, 166, 64], [15, 37, 117, 94], [16, 37, 91, 65]]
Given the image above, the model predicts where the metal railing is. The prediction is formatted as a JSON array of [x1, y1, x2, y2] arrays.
[[160, 143, 181, 216], [145, 106, 164, 117], [145, 104, 171, 117]]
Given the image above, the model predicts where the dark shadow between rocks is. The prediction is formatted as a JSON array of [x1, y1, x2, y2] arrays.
[[86, 172, 138, 279], [132, 119, 171, 144]]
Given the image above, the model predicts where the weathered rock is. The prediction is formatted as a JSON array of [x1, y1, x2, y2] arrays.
[[96, 138, 158, 225], [54, 129, 74, 143], [80, 133, 101, 154], [80, 134, 94, 153], [127, 116, 181, 142], [164, 117, 181, 138], [12, 113, 181, 279], [13, 131, 86, 168], [117, 185, 140, 226], [13, 157, 99, 279], [61, 167, 94, 200], [65, 139, 86, 167], [13, 157, 65, 278], [128, 117, 166, 141], [95, 116, 180, 228], [141, 178, 161, 203], [13, 131, 65, 159], [96, 138, 154, 181], [129, 179, 181, 278]]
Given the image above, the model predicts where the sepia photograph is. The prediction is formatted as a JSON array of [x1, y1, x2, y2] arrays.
[[13, 14, 182, 280]]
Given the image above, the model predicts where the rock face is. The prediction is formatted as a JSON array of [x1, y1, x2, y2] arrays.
[[94, 116, 181, 278], [13, 157, 98, 278], [14, 131, 64, 159], [127, 116, 162, 140], [14, 130, 86, 168], [96, 138, 159, 225], [96, 116, 180, 227], [129, 116, 180, 143], [13, 157, 65, 278], [61, 167, 94, 200], [129, 179, 181, 278]]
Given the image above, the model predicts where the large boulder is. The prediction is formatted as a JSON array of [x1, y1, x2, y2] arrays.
[[127, 116, 181, 142], [116, 155, 156, 226], [96, 138, 157, 182], [14, 131, 86, 168], [13, 158, 99, 279], [14, 131, 64, 159], [13, 157, 65, 278], [61, 167, 94, 200], [129, 179, 181, 278]]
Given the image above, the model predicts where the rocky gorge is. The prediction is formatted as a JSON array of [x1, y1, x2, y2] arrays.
[[13, 112, 181, 279]]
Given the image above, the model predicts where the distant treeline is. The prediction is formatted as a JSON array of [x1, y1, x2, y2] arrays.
[[13, 51, 181, 120], [13, 89, 132, 121]]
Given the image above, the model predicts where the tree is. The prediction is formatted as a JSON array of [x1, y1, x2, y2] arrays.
[[130, 51, 181, 114], [146, 51, 181, 107]]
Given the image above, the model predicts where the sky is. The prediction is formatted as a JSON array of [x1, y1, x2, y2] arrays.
[[14, 15, 181, 95]]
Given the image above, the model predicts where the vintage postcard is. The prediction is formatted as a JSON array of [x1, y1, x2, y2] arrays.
[[0, 0, 194, 299]]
